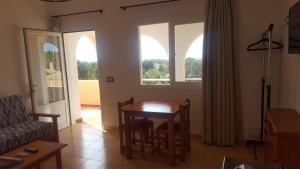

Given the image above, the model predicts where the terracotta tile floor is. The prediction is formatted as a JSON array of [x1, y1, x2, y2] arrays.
[[39, 122, 263, 169]]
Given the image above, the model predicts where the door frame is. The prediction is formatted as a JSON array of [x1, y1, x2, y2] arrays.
[[62, 29, 102, 125], [23, 28, 72, 128]]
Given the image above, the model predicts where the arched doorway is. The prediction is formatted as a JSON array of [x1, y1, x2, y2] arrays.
[[63, 31, 102, 130]]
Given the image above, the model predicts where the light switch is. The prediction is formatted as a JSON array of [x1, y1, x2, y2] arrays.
[[106, 77, 114, 82]]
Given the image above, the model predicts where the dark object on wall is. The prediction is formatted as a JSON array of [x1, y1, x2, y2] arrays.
[[289, 1, 300, 54], [120, 0, 180, 10], [40, 0, 70, 2]]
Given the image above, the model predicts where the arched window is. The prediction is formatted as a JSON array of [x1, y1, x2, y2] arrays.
[[138, 23, 170, 85], [76, 36, 98, 80], [140, 35, 168, 61], [174, 22, 204, 82], [76, 36, 97, 62], [186, 35, 203, 59], [185, 35, 203, 80]]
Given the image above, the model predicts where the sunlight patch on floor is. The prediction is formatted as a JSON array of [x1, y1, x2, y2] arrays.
[[80, 107, 103, 130]]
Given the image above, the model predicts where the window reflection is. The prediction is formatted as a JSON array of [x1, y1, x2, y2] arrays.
[[42, 40, 65, 103]]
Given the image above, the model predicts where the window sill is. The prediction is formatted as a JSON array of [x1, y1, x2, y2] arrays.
[[140, 81, 202, 90]]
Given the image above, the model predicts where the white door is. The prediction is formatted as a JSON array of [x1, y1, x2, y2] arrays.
[[24, 29, 70, 130]]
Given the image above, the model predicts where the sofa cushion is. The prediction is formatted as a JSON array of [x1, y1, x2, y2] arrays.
[[0, 121, 53, 154], [0, 95, 28, 127], [0, 102, 9, 128]]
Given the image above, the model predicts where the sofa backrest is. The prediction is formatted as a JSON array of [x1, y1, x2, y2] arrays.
[[0, 101, 9, 128], [0, 95, 28, 128]]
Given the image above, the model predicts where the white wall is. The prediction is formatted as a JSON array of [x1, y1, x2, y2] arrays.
[[280, 0, 300, 112], [0, 0, 48, 100], [47, 0, 204, 135], [46, 0, 289, 139], [0, 0, 288, 139], [233, 0, 285, 139]]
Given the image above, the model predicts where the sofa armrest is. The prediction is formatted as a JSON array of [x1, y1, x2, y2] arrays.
[[29, 113, 60, 118], [28, 113, 60, 142]]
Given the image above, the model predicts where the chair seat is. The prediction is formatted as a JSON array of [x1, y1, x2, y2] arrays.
[[156, 121, 181, 132], [132, 119, 154, 130]]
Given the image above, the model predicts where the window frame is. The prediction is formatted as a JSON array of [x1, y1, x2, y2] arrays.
[[138, 21, 203, 89], [173, 22, 204, 84], [138, 23, 171, 86]]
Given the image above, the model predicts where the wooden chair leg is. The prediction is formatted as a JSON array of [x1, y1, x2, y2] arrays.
[[186, 126, 191, 151], [156, 131, 161, 152], [151, 127, 155, 147], [144, 129, 150, 143], [132, 129, 136, 144], [119, 126, 124, 154], [164, 133, 168, 148], [187, 134, 191, 151], [140, 132, 145, 153]]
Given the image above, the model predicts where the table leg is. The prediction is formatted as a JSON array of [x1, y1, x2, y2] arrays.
[[168, 117, 175, 166], [124, 113, 132, 159], [56, 150, 62, 169]]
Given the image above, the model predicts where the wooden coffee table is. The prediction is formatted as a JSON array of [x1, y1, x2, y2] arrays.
[[1, 140, 67, 169]]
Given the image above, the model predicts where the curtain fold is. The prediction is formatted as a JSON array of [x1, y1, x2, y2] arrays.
[[202, 0, 236, 146], [50, 17, 62, 32]]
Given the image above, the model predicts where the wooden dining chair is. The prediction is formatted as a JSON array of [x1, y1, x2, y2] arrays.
[[118, 97, 154, 154], [155, 99, 191, 160]]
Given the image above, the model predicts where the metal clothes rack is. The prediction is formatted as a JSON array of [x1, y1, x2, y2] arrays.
[[246, 23, 283, 160], [120, 0, 180, 10]]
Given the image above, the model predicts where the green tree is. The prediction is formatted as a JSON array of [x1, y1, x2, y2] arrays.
[[185, 58, 202, 79], [142, 59, 170, 85], [142, 60, 154, 74], [77, 61, 99, 80]]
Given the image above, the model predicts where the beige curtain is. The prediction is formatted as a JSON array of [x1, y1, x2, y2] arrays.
[[50, 17, 62, 32], [202, 0, 235, 146]]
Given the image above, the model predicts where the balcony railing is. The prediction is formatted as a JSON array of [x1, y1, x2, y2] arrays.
[[142, 78, 202, 84], [79, 80, 100, 106]]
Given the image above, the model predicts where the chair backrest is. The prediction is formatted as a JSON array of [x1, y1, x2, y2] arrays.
[[185, 99, 190, 123], [117, 97, 134, 154], [179, 99, 191, 126], [117, 97, 134, 127], [181, 99, 190, 121], [0, 95, 28, 128]]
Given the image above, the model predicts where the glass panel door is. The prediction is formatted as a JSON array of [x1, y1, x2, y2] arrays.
[[24, 29, 70, 129]]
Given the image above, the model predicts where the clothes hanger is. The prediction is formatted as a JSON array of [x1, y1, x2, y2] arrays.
[[247, 38, 284, 51]]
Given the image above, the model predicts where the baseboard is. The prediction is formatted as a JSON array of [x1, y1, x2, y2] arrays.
[[81, 104, 101, 108], [102, 125, 118, 131], [191, 134, 202, 139]]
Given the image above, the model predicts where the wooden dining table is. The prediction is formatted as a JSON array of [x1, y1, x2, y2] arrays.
[[121, 100, 184, 166]]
